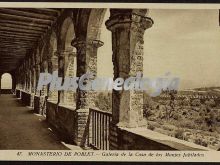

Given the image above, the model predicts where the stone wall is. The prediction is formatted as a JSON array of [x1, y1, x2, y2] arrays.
[[34, 96, 40, 113], [47, 101, 77, 144], [117, 128, 176, 150], [109, 124, 209, 150], [1, 89, 12, 94], [15, 89, 20, 98], [20, 91, 31, 106]]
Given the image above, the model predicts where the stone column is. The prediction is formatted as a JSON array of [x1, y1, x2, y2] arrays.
[[71, 39, 103, 146], [57, 48, 73, 104], [31, 67, 35, 94], [0, 74, 1, 95], [106, 9, 153, 128], [17, 68, 21, 89], [40, 60, 48, 97], [35, 63, 41, 96], [28, 64, 32, 94], [47, 52, 58, 102], [72, 39, 103, 109], [30, 67, 35, 107], [65, 51, 76, 106], [11, 72, 16, 93], [62, 49, 77, 106]]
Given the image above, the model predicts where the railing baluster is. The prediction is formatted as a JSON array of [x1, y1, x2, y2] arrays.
[[88, 108, 112, 150], [92, 111, 94, 146], [99, 113, 102, 149], [94, 111, 97, 147], [107, 115, 109, 150], [97, 112, 100, 149], [102, 113, 104, 150], [105, 114, 107, 150]]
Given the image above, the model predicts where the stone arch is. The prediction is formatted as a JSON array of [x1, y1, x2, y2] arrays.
[[59, 16, 77, 106], [38, 44, 48, 97], [59, 17, 76, 50], [50, 31, 58, 54], [40, 44, 47, 66], [87, 9, 113, 112], [27, 58, 32, 92], [47, 31, 58, 102], [87, 9, 107, 40], [48, 31, 58, 73], [35, 47, 41, 66]]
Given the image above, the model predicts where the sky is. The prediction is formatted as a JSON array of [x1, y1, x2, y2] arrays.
[[97, 9, 220, 90]]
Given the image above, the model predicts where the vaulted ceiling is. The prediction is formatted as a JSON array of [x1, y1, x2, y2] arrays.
[[0, 8, 61, 73]]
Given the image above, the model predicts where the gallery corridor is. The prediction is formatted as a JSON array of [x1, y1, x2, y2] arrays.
[[0, 94, 71, 150]]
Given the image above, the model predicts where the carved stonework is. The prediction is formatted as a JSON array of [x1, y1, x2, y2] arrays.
[[76, 90, 96, 109], [72, 39, 103, 110], [71, 39, 103, 75], [57, 49, 75, 104], [65, 52, 76, 106], [31, 68, 35, 94], [106, 9, 153, 127], [35, 64, 41, 96]]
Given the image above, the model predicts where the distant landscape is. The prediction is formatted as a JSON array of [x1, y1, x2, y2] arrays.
[[144, 87, 220, 150], [95, 87, 220, 150]]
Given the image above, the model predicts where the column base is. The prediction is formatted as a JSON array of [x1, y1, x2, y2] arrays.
[[74, 108, 90, 147]]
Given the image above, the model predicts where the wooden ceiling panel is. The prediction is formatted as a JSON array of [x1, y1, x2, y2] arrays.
[[0, 8, 61, 73]]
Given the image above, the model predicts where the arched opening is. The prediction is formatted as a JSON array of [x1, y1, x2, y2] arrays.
[[60, 17, 77, 106], [35, 47, 41, 96], [96, 9, 113, 113], [1, 73, 12, 94], [143, 9, 220, 149], [47, 31, 58, 103]]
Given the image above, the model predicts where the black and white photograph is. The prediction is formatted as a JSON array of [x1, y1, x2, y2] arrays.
[[0, 2, 220, 162]]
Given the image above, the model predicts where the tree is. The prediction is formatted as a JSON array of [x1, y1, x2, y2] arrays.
[[95, 92, 112, 112], [191, 99, 201, 107], [205, 99, 216, 108], [182, 97, 190, 106]]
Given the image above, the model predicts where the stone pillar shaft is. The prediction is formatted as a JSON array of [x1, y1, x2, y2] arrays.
[[64, 51, 76, 106], [58, 48, 74, 104], [48, 53, 58, 102], [35, 64, 41, 96], [72, 39, 103, 110], [71, 38, 103, 146], [106, 9, 153, 128]]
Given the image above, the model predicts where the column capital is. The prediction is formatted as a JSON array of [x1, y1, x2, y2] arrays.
[[57, 47, 74, 57], [68, 52, 76, 58], [49, 51, 58, 58], [34, 63, 40, 67], [105, 9, 153, 32], [71, 38, 104, 49]]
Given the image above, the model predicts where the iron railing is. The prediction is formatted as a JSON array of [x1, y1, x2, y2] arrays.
[[88, 108, 112, 150]]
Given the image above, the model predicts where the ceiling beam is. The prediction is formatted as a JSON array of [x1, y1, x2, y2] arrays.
[[0, 27, 43, 35], [0, 42, 32, 46], [0, 48, 29, 52], [0, 30, 40, 37], [0, 23, 46, 33], [0, 20, 50, 29], [15, 8, 60, 17], [0, 35, 37, 41], [0, 13, 53, 25], [33, 8, 61, 15], [0, 45, 33, 49], [0, 8, 57, 21], [0, 42, 35, 46], [0, 39, 34, 43]]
